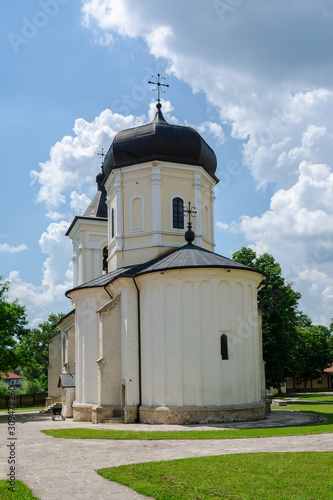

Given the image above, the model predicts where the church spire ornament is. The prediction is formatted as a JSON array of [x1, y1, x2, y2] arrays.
[[184, 202, 197, 244], [148, 73, 169, 109]]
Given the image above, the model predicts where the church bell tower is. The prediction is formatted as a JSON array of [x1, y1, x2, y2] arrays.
[[102, 102, 219, 271]]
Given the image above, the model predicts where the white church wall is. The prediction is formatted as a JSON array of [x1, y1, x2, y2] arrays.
[[115, 282, 140, 407], [136, 268, 264, 410], [98, 296, 122, 407], [73, 289, 109, 406]]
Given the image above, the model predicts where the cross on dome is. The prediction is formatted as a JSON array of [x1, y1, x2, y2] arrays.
[[148, 73, 169, 109], [184, 202, 197, 244]]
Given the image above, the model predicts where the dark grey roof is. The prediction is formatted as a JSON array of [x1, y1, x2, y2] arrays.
[[55, 309, 75, 329], [83, 189, 107, 218], [66, 243, 266, 296], [65, 215, 107, 237], [58, 373, 75, 388], [103, 108, 218, 181]]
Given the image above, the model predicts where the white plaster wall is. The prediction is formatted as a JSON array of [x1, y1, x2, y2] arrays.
[[137, 268, 264, 408], [99, 298, 122, 406], [117, 282, 140, 406], [72, 289, 109, 405]]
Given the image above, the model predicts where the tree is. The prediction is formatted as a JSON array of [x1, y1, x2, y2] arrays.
[[291, 325, 333, 388], [232, 248, 301, 389], [17, 313, 65, 391], [0, 277, 28, 374], [0, 379, 9, 396]]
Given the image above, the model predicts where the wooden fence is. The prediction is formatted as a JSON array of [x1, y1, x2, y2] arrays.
[[0, 392, 47, 410]]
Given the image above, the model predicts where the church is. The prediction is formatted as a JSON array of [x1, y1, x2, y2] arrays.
[[49, 96, 268, 424]]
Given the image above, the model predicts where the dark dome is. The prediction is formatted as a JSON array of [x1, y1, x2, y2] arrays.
[[103, 106, 218, 179]]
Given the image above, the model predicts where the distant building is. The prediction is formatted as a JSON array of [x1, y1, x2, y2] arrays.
[[1, 370, 23, 387], [286, 365, 333, 392]]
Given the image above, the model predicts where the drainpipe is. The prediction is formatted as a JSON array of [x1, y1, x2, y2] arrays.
[[104, 285, 113, 301], [132, 277, 142, 423]]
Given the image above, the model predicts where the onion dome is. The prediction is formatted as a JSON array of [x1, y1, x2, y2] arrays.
[[103, 104, 218, 179]]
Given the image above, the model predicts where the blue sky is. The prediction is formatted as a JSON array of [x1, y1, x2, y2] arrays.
[[1, 0, 333, 326]]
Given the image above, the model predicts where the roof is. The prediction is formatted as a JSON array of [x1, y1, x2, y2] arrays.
[[324, 364, 333, 373], [58, 373, 76, 388], [55, 309, 75, 329], [83, 189, 107, 219], [1, 372, 22, 379], [103, 107, 218, 182], [66, 243, 266, 296]]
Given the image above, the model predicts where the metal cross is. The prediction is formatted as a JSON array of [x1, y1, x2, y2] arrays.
[[184, 202, 197, 231], [97, 148, 105, 165], [148, 73, 169, 103]]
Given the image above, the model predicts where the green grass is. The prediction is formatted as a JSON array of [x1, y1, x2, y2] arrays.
[[0, 480, 40, 499], [98, 451, 333, 500], [302, 395, 333, 402], [269, 392, 333, 399], [0, 407, 44, 413], [41, 401, 333, 440]]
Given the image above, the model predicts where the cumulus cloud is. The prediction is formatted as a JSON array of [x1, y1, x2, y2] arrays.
[[70, 191, 92, 214]]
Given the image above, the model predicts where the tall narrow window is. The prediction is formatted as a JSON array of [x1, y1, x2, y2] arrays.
[[111, 208, 115, 239], [221, 334, 228, 360], [173, 197, 184, 229], [204, 205, 209, 237], [103, 246, 108, 273]]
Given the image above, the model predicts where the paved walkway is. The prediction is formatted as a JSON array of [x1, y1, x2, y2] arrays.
[[1, 411, 333, 500]]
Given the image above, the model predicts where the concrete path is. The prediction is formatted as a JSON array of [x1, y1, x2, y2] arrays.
[[1, 411, 333, 500]]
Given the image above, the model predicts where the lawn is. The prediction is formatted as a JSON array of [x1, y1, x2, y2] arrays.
[[0, 407, 44, 413], [98, 451, 333, 500], [41, 400, 333, 440], [0, 480, 40, 499]]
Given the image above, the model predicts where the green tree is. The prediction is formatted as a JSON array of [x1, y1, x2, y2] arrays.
[[0, 379, 9, 396], [0, 278, 28, 373], [21, 379, 44, 394], [17, 313, 65, 391], [295, 311, 312, 328], [291, 325, 333, 388], [232, 248, 301, 389]]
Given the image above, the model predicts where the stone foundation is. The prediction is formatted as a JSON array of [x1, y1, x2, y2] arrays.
[[72, 403, 94, 422], [139, 403, 266, 425], [124, 405, 138, 423]]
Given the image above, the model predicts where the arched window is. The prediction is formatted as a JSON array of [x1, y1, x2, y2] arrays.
[[172, 197, 184, 229], [102, 246, 108, 273], [129, 195, 145, 232], [221, 334, 228, 360], [111, 208, 115, 239]]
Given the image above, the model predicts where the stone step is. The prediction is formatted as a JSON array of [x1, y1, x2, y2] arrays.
[[40, 402, 62, 414], [104, 417, 125, 424]]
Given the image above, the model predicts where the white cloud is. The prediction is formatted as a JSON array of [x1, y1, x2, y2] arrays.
[[0, 243, 28, 253], [216, 221, 229, 230], [197, 122, 225, 144], [70, 191, 92, 214], [46, 210, 66, 221], [6, 221, 73, 325]]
